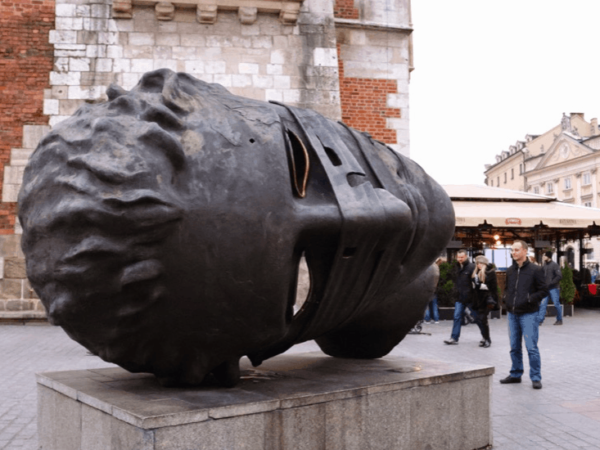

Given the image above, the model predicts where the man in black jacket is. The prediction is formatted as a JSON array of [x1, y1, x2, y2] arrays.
[[444, 249, 475, 345], [538, 251, 563, 325], [500, 240, 548, 389]]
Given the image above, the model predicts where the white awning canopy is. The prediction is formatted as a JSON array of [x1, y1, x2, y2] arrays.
[[444, 185, 600, 229]]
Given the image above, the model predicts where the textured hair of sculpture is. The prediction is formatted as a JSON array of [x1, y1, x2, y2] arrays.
[[19, 69, 455, 387]]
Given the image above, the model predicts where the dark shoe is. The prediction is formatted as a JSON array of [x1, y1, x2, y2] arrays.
[[444, 338, 458, 345], [482, 340, 491, 348], [500, 376, 521, 384], [478, 339, 486, 347], [539, 321, 543, 326], [554, 320, 563, 325], [532, 381, 542, 389]]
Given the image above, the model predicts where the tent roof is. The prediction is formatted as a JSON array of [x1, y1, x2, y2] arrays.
[[443, 184, 555, 202], [442, 185, 600, 244], [450, 200, 600, 228]]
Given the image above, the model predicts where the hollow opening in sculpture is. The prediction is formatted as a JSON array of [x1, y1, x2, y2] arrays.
[[294, 254, 311, 316], [324, 146, 342, 166], [342, 247, 357, 259], [347, 172, 367, 187], [286, 129, 309, 198]]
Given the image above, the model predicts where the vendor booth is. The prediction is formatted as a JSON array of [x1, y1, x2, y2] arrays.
[[445, 184, 600, 267], [445, 185, 600, 307]]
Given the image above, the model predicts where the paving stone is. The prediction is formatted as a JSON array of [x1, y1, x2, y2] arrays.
[[3, 309, 600, 448]]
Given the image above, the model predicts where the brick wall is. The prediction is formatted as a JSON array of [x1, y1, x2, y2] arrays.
[[333, 0, 359, 19], [333, 0, 411, 156], [337, 43, 401, 144], [0, 0, 55, 234]]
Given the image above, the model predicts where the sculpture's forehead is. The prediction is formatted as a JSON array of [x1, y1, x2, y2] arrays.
[[184, 94, 282, 147]]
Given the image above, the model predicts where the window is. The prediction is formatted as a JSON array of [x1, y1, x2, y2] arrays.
[[519, 163, 523, 174], [533, 186, 540, 194], [504, 173, 507, 184], [583, 172, 591, 185], [564, 177, 572, 190], [511, 168, 514, 180], [497, 176, 499, 186], [584, 201, 592, 207], [489, 179, 493, 187], [547, 182, 554, 194]]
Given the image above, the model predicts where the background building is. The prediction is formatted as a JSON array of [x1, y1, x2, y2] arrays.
[[0, 0, 414, 318], [484, 112, 600, 268]]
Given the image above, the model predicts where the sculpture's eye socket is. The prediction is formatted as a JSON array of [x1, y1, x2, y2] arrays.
[[324, 146, 342, 166], [286, 129, 310, 198]]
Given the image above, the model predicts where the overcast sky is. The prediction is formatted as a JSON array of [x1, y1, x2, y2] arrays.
[[409, 0, 600, 186]]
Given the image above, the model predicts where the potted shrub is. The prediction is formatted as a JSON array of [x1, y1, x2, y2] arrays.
[[553, 263, 576, 317], [435, 261, 456, 320]]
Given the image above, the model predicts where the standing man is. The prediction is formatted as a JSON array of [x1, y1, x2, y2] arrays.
[[444, 249, 475, 345], [538, 251, 563, 326], [424, 257, 443, 324], [500, 240, 548, 389]]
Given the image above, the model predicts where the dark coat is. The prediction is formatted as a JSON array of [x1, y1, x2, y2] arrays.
[[504, 259, 548, 314], [543, 260, 562, 290], [471, 264, 498, 313], [453, 260, 475, 302]]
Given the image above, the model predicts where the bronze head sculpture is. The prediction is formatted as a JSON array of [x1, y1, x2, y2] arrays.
[[19, 69, 454, 387]]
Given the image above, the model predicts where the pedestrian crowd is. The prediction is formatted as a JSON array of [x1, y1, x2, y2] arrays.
[[426, 242, 570, 390]]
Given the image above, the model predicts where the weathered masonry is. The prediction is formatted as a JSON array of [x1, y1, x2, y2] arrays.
[[0, 0, 413, 319]]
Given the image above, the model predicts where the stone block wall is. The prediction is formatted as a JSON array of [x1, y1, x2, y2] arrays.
[[0, 234, 42, 315], [0, 124, 49, 317], [43, 0, 342, 128], [0, 125, 49, 317]]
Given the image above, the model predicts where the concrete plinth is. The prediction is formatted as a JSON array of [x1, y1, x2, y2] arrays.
[[37, 352, 493, 450]]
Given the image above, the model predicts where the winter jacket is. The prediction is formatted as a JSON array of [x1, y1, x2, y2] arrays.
[[470, 264, 498, 313], [504, 259, 548, 314], [543, 260, 562, 290], [453, 260, 475, 302]]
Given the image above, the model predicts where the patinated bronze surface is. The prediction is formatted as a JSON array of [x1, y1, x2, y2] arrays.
[[19, 69, 454, 387]]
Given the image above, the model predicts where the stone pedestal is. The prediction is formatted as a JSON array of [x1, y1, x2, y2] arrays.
[[37, 352, 493, 450]]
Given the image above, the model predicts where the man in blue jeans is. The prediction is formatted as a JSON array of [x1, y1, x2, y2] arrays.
[[444, 249, 475, 345], [425, 258, 443, 323], [500, 240, 548, 389], [538, 251, 563, 325]]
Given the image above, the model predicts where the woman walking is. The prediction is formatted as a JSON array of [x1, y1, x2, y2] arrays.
[[471, 255, 498, 348]]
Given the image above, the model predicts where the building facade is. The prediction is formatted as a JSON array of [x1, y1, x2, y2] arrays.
[[0, 0, 414, 317], [484, 112, 600, 267]]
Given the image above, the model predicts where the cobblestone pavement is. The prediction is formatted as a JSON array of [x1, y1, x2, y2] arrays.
[[1, 308, 600, 449]]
